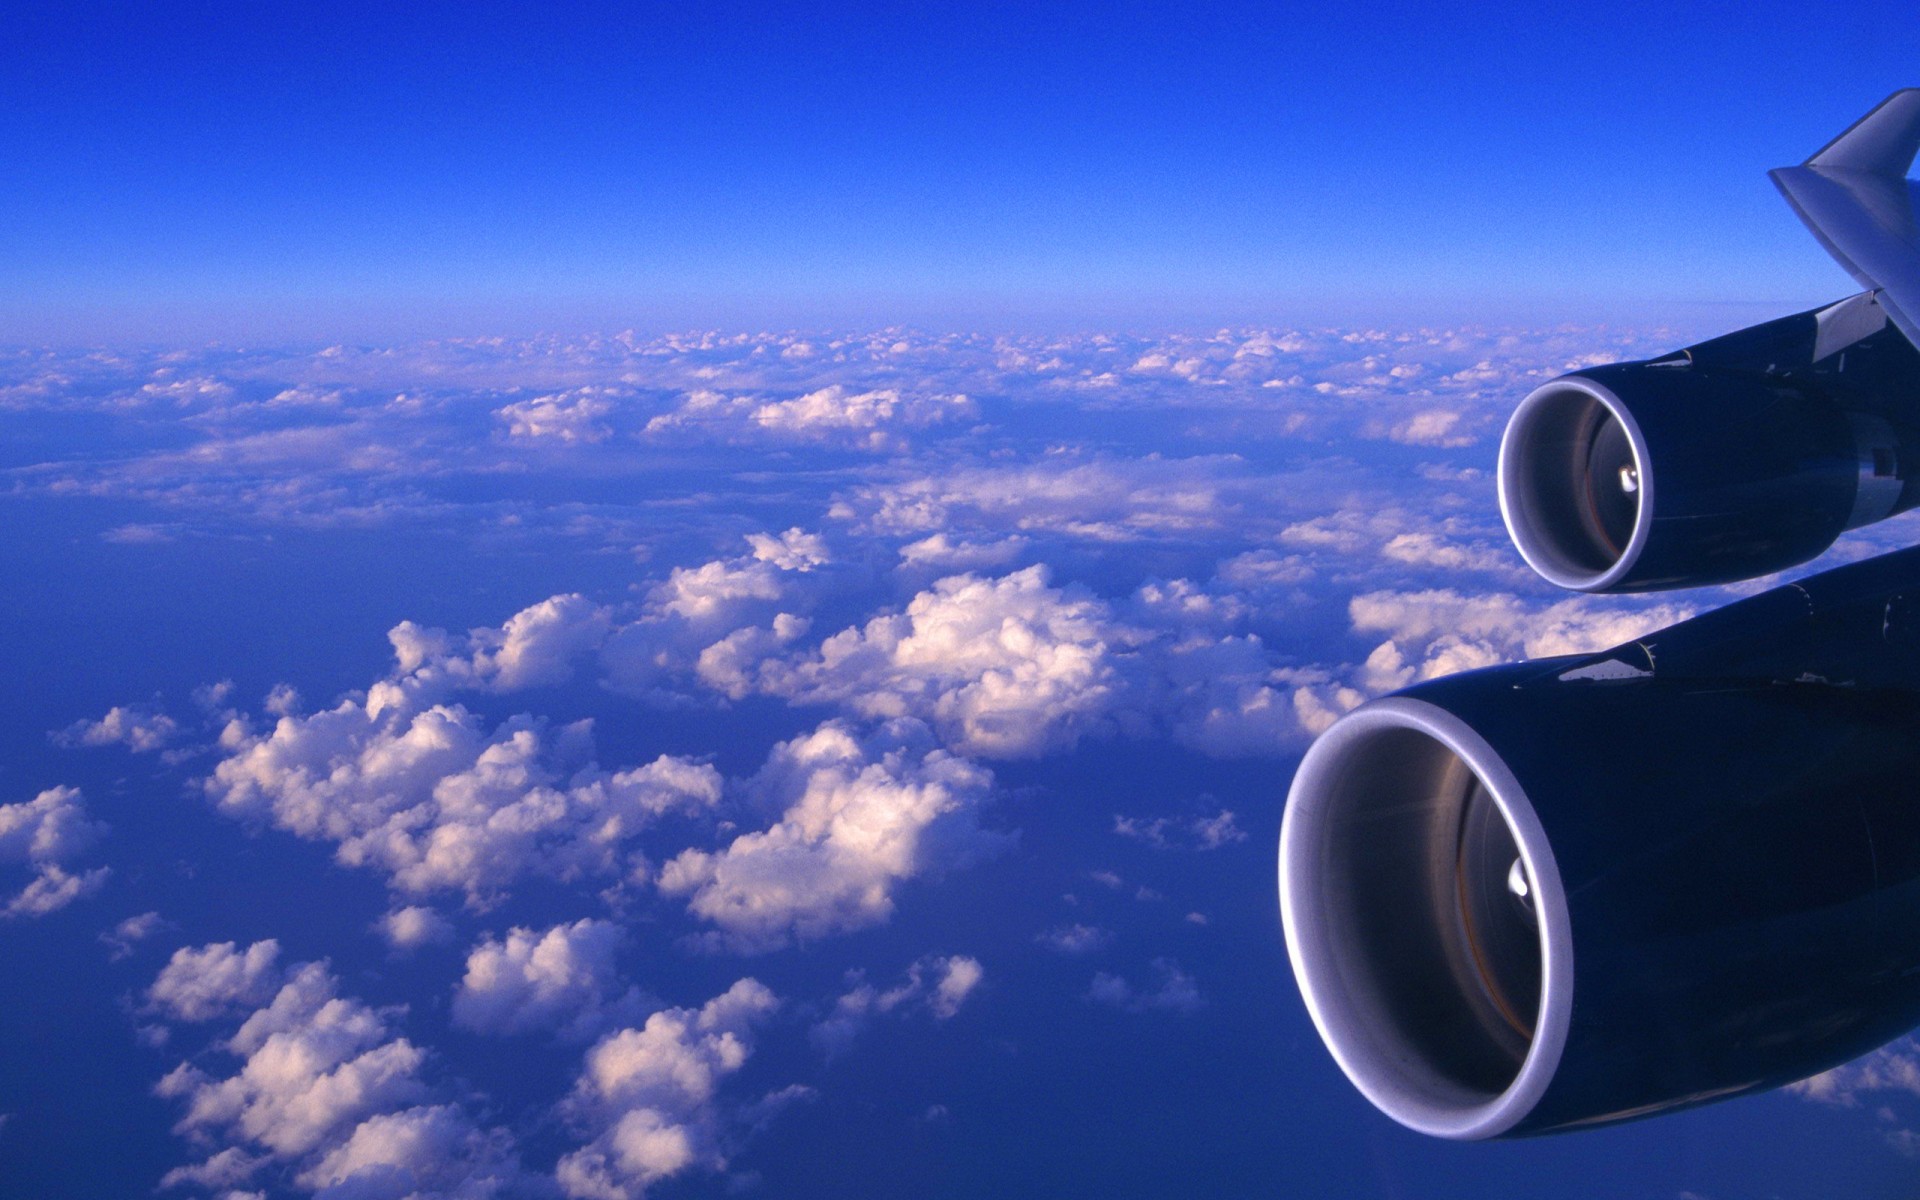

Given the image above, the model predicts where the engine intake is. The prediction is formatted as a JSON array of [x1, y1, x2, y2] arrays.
[[1498, 364, 1867, 592], [1280, 698, 1572, 1138], [1282, 619, 1920, 1137]]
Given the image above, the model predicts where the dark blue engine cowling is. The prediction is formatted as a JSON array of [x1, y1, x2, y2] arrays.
[[1280, 546, 1920, 1137], [1497, 297, 1920, 593]]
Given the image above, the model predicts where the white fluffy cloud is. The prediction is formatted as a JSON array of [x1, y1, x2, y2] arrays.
[[556, 979, 780, 1200], [749, 567, 1142, 759], [152, 947, 523, 1197], [453, 919, 640, 1040], [496, 389, 619, 444], [830, 454, 1247, 543], [658, 720, 1006, 951], [55, 704, 181, 752], [388, 591, 614, 694], [1366, 407, 1479, 447], [378, 905, 455, 952], [1348, 588, 1695, 693], [896, 532, 1028, 571], [207, 694, 721, 905], [149, 940, 286, 1022], [0, 786, 110, 919], [645, 385, 973, 450], [808, 954, 984, 1058]]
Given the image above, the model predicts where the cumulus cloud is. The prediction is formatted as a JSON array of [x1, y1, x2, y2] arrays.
[[495, 389, 619, 444], [206, 693, 721, 905], [1366, 407, 1479, 447], [1379, 531, 1517, 575], [749, 567, 1142, 759], [378, 906, 455, 953], [388, 591, 615, 694], [639, 529, 827, 628], [149, 940, 285, 1022], [556, 979, 780, 1200], [1348, 588, 1694, 693], [54, 704, 182, 753], [809, 954, 984, 1057], [658, 720, 1006, 951], [152, 947, 523, 1197], [0, 786, 110, 919], [1087, 959, 1203, 1014], [830, 454, 1248, 543], [645, 385, 973, 450], [453, 919, 641, 1040], [896, 533, 1028, 571]]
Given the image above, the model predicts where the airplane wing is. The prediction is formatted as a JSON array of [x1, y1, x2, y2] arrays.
[[1771, 88, 1920, 348]]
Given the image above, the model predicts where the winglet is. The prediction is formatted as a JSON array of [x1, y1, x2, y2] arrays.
[[1771, 90, 1920, 350], [1806, 88, 1920, 175]]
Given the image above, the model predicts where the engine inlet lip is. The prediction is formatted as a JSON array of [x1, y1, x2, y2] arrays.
[[1279, 697, 1574, 1139], [1498, 375, 1653, 592]]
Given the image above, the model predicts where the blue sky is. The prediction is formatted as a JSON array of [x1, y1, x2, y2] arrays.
[[6, 2, 1919, 340]]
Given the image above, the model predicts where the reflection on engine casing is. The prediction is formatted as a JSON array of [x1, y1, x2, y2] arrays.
[[1281, 547, 1920, 1136], [1497, 296, 1920, 593]]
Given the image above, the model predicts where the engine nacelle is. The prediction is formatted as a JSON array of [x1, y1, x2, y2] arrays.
[[1496, 296, 1920, 593], [1280, 548, 1920, 1136]]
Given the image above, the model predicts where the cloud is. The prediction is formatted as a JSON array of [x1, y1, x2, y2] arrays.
[[896, 533, 1029, 571], [830, 454, 1248, 543], [1087, 958, 1203, 1014], [206, 693, 722, 905], [102, 910, 171, 960], [1379, 532, 1517, 575], [1788, 1038, 1920, 1108], [556, 979, 780, 1200], [452, 919, 642, 1040], [641, 529, 827, 625], [1348, 589, 1695, 693], [377, 906, 454, 953], [1112, 808, 1247, 851], [303, 1104, 521, 1198], [54, 704, 182, 752], [658, 720, 1006, 951], [0, 786, 110, 919], [1036, 924, 1114, 955], [4, 862, 112, 919], [749, 567, 1142, 759], [1788, 1038, 1920, 1158], [495, 389, 619, 444], [152, 948, 523, 1197], [388, 591, 615, 694], [149, 940, 285, 1022], [1365, 407, 1480, 447], [808, 954, 984, 1057], [645, 385, 973, 450]]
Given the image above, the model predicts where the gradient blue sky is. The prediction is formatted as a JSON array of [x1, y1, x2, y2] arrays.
[[6, 1, 1919, 341]]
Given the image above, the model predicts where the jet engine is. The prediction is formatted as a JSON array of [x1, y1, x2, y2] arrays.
[[1280, 89, 1920, 1137], [1281, 547, 1920, 1136], [1498, 311, 1914, 593]]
